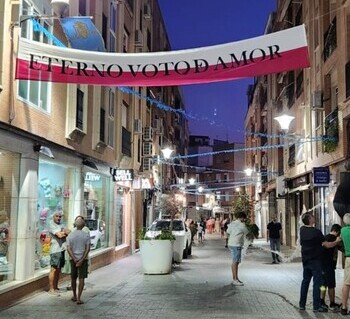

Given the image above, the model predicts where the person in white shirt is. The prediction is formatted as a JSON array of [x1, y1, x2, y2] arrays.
[[226, 212, 248, 286]]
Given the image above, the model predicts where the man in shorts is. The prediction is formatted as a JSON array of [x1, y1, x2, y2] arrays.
[[226, 212, 248, 286], [66, 216, 91, 304], [47, 212, 70, 295], [320, 223, 342, 311]]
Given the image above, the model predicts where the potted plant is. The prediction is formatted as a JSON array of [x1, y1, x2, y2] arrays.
[[138, 227, 175, 275], [155, 193, 189, 263]]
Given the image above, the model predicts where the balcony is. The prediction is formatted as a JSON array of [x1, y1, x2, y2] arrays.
[[322, 108, 339, 153], [323, 17, 337, 62], [122, 127, 131, 157]]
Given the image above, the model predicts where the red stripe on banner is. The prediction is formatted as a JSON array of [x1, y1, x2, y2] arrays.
[[16, 46, 309, 87]]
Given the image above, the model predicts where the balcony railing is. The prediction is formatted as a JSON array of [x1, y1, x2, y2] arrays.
[[323, 17, 337, 61], [322, 107, 339, 153]]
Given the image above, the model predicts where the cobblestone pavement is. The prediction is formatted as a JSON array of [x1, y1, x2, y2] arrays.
[[0, 234, 346, 318]]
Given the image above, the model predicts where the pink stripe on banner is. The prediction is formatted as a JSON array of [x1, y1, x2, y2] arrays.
[[16, 46, 309, 87]]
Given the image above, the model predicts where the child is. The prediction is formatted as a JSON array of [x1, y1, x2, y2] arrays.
[[197, 222, 203, 243], [320, 223, 342, 311]]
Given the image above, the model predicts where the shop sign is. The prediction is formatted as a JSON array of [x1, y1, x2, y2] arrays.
[[313, 167, 330, 187], [85, 172, 101, 181], [110, 168, 134, 182]]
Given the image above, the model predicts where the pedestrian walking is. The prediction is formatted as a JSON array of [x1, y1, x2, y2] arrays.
[[226, 212, 248, 286], [299, 212, 341, 313], [66, 216, 91, 305], [267, 215, 282, 263]]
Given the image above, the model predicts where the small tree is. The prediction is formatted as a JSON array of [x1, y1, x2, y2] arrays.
[[155, 193, 182, 220], [232, 193, 259, 240]]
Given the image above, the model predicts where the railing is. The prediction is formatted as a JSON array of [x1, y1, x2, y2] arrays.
[[323, 17, 337, 61], [323, 107, 339, 153]]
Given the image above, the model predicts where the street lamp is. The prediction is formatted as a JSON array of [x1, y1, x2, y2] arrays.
[[274, 114, 295, 132], [244, 168, 253, 177], [161, 147, 174, 159], [159, 147, 174, 193]]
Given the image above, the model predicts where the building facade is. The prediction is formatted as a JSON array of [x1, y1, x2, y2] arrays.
[[245, 0, 350, 247], [0, 0, 188, 306]]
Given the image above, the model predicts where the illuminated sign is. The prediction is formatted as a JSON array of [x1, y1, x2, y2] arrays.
[[110, 168, 134, 182]]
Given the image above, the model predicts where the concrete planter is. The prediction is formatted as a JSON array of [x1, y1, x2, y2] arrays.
[[139, 240, 173, 274], [173, 235, 185, 263]]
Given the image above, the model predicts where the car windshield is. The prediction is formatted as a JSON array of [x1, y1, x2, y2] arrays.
[[85, 219, 98, 231], [149, 220, 184, 231]]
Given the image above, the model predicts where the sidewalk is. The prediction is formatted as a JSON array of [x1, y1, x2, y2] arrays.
[[0, 234, 345, 318]]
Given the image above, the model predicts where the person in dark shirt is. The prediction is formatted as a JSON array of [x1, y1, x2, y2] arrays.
[[267, 215, 282, 263], [320, 223, 342, 311], [299, 212, 341, 313]]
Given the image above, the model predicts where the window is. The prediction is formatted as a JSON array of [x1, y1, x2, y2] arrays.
[[123, 29, 129, 53], [122, 101, 129, 128], [76, 89, 84, 130], [79, 0, 86, 16], [66, 84, 87, 138], [108, 2, 117, 52], [18, 0, 51, 112], [99, 108, 106, 142], [107, 89, 115, 147]]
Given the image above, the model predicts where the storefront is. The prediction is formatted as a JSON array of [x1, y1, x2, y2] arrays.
[[0, 132, 119, 306]]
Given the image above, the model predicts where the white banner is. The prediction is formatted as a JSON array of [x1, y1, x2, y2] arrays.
[[16, 25, 309, 86]]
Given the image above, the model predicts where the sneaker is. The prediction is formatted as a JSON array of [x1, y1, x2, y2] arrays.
[[341, 308, 348, 315], [272, 260, 277, 264], [232, 280, 244, 286], [329, 302, 341, 311], [314, 305, 328, 313], [47, 290, 60, 297], [299, 306, 305, 311]]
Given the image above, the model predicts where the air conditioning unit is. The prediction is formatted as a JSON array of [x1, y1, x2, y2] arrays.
[[133, 119, 142, 134], [135, 29, 143, 46], [144, 4, 151, 19], [311, 90, 323, 109], [142, 157, 153, 171], [143, 142, 153, 156], [143, 126, 153, 141], [153, 119, 164, 134]]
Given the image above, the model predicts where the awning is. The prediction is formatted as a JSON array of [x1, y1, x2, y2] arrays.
[[288, 184, 310, 194]]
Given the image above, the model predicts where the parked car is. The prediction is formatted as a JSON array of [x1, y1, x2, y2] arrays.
[[85, 219, 105, 250], [146, 219, 192, 261]]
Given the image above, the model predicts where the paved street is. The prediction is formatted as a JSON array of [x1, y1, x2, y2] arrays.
[[0, 234, 346, 318]]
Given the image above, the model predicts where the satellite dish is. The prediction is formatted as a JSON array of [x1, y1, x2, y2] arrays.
[[51, 0, 70, 17]]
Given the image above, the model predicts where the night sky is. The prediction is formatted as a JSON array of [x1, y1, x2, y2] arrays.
[[158, 0, 277, 143]]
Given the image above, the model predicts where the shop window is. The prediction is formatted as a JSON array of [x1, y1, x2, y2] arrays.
[[0, 150, 20, 285], [84, 171, 110, 251], [115, 188, 125, 246]]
